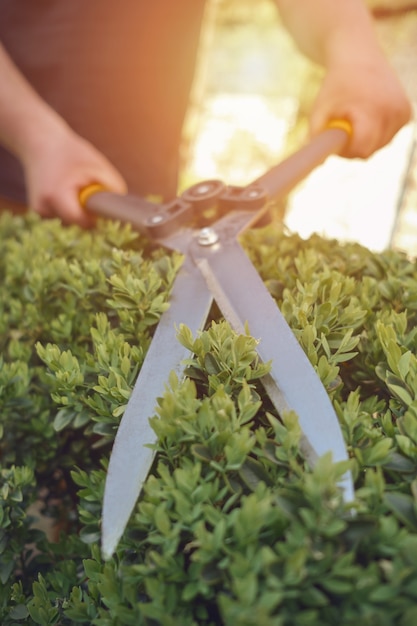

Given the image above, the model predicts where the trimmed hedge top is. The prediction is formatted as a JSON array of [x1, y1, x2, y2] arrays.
[[1, 210, 417, 625]]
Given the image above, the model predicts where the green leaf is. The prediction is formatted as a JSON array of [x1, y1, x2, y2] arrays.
[[9, 604, 30, 620], [398, 350, 412, 379], [53, 407, 76, 431], [387, 383, 414, 406], [362, 438, 393, 466], [204, 352, 220, 375], [238, 457, 272, 490], [384, 491, 417, 530], [0, 559, 14, 584], [191, 444, 213, 462], [383, 452, 416, 473]]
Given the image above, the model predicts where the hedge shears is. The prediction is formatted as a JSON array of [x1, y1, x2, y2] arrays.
[[81, 120, 355, 559]]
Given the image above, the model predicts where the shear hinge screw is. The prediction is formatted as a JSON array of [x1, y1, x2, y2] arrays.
[[198, 227, 219, 246], [194, 183, 212, 195], [149, 214, 164, 224]]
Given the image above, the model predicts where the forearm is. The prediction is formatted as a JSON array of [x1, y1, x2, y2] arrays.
[[276, 0, 384, 69], [0, 42, 67, 163]]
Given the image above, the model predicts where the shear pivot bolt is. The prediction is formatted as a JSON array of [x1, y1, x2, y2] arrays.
[[149, 214, 164, 224], [195, 183, 212, 195], [198, 227, 219, 246]]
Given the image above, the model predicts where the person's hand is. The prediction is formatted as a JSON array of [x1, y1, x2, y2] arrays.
[[276, 0, 412, 158], [22, 124, 127, 227], [0, 42, 126, 226], [309, 55, 412, 158]]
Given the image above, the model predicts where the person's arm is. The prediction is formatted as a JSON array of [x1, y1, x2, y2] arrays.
[[0, 42, 126, 225], [276, 0, 412, 157]]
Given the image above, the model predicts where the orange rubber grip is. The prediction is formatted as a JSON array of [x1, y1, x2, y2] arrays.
[[79, 183, 108, 209]]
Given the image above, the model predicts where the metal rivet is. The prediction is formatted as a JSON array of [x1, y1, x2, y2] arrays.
[[195, 183, 212, 195], [149, 214, 164, 224], [197, 227, 219, 246]]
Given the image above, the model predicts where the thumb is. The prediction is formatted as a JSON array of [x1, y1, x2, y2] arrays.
[[96, 164, 128, 196]]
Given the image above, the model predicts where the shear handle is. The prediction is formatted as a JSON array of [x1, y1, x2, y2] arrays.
[[252, 123, 351, 198], [81, 120, 352, 236], [83, 189, 197, 239]]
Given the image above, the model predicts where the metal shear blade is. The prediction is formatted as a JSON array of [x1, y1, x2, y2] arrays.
[[190, 211, 354, 496], [101, 259, 213, 560], [84, 125, 355, 559]]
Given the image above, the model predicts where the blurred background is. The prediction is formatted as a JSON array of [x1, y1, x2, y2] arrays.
[[179, 0, 417, 255]]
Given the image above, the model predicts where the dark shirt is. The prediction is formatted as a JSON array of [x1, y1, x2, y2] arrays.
[[0, 0, 206, 204]]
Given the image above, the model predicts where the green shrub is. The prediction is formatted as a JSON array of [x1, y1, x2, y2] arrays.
[[1, 210, 417, 625]]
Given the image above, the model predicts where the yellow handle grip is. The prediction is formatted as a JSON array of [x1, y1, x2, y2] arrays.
[[79, 183, 108, 209], [326, 118, 354, 139]]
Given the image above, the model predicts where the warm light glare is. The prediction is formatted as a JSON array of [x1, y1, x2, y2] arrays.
[[186, 94, 297, 185], [183, 6, 416, 254], [285, 124, 415, 252], [186, 93, 415, 253]]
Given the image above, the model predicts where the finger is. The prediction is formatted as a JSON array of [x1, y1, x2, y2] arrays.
[[36, 188, 95, 227], [309, 105, 383, 159], [81, 157, 128, 197], [29, 193, 55, 219], [57, 191, 97, 228], [98, 168, 128, 196]]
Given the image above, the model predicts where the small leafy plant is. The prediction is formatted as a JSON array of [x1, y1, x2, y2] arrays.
[[1, 210, 417, 625]]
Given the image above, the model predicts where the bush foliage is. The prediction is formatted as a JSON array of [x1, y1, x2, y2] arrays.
[[1, 210, 417, 625]]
